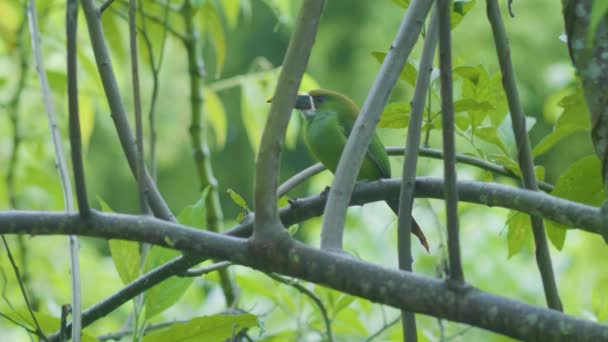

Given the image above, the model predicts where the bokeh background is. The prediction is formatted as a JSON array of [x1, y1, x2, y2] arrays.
[[0, 0, 606, 341]]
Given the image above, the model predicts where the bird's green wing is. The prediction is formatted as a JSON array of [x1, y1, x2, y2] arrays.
[[337, 114, 391, 180]]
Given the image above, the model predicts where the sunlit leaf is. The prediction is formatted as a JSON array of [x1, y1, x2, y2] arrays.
[[78, 94, 95, 150], [506, 210, 531, 258], [177, 187, 209, 229], [379, 102, 411, 128], [204, 89, 227, 147], [451, 0, 476, 29], [473, 126, 510, 156], [201, 2, 226, 77], [227, 188, 249, 211], [371, 51, 417, 87], [142, 313, 258, 342], [220, 0, 241, 28], [533, 89, 590, 157]]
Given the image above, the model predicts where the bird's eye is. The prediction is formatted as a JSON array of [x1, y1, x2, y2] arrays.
[[314, 96, 325, 105]]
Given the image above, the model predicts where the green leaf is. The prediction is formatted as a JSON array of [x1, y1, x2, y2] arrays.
[[142, 313, 258, 342], [204, 89, 227, 148], [78, 94, 96, 150], [391, 0, 411, 8], [227, 188, 249, 211], [177, 187, 210, 229], [144, 246, 194, 319], [109, 240, 141, 285], [201, 2, 226, 78], [533, 89, 590, 157], [241, 80, 267, 152], [379, 102, 411, 128], [506, 210, 532, 258], [551, 155, 606, 206], [371, 51, 417, 87], [453, 98, 495, 113], [545, 220, 567, 251], [473, 126, 510, 156], [451, 0, 476, 29], [221, 0, 241, 28]]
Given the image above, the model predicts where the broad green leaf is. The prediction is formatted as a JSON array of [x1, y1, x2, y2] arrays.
[[143, 314, 258, 342], [201, 2, 226, 77], [300, 72, 321, 92], [453, 99, 495, 113], [551, 155, 605, 206], [593, 287, 608, 322], [391, 0, 410, 8], [2, 308, 97, 341], [379, 102, 411, 128], [177, 187, 209, 229], [46, 69, 67, 94], [371, 51, 418, 87], [535, 165, 545, 181], [109, 240, 141, 285], [533, 89, 590, 157], [451, 0, 476, 29], [545, 220, 567, 251], [473, 126, 510, 156], [98, 197, 142, 284], [144, 246, 193, 319], [506, 210, 531, 258], [262, 0, 292, 25], [78, 94, 95, 150], [227, 188, 249, 211], [221, 0, 241, 28], [487, 154, 520, 175], [457, 65, 508, 126], [204, 89, 227, 147], [241, 80, 266, 152]]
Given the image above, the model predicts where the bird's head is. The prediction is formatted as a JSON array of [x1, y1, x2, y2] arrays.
[[293, 89, 359, 120]]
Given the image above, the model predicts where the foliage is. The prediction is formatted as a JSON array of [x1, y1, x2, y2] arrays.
[[0, 0, 605, 341]]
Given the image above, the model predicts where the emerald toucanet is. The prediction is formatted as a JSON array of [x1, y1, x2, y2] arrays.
[[290, 88, 429, 252]]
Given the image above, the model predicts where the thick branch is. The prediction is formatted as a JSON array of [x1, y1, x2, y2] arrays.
[[486, 0, 562, 311], [0, 210, 606, 341], [320, 0, 433, 251], [253, 0, 325, 240]]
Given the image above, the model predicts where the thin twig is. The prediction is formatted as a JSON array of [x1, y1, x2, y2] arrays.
[[109, 0, 187, 42], [0, 236, 45, 339], [364, 316, 401, 342], [129, 0, 148, 216], [486, 0, 562, 311], [267, 273, 333, 342], [277, 163, 326, 197], [67, 0, 90, 217], [320, 0, 433, 251], [180, 261, 232, 277], [81, 0, 175, 221], [99, 0, 116, 14], [181, 0, 237, 306], [438, 0, 464, 283], [397, 5, 439, 341], [27, 1, 82, 340], [253, 0, 326, 241], [97, 319, 187, 341]]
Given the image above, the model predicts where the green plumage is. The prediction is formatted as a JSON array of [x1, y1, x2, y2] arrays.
[[293, 89, 429, 251]]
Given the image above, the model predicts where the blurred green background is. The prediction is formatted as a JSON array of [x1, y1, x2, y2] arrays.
[[0, 0, 606, 341]]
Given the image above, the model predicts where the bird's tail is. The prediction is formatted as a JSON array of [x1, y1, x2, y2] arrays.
[[386, 199, 430, 253]]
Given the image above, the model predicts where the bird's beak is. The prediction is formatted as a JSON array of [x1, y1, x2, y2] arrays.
[[295, 93, 314, 111]]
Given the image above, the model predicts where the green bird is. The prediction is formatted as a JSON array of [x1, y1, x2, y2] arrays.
[[289, 88, 429, 252]]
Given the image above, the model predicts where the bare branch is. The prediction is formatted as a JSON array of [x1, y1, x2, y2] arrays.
[[81, 0, 175, 221], [253, 0, 326, 241], [180, 261, 232, 277], [1, 210, 606, 341], [397, 5, 439, 341], [438, 0, 464, 283], [27, 2, 81, 339], [320, 0, 433, 251], [486, 0, 562, 311]]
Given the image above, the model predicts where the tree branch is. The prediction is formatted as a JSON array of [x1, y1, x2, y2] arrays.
[[397, 5, 438, 341], [27, 2, 81, 339], [253, 0, 326, 241], [486, 0, 562, 311], [438, 0, 464, 283], [1, 210, 606, 341], [81, 0, 175, 222], [320, 0, 433, 251]]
